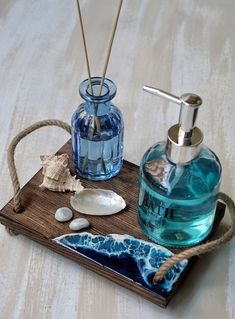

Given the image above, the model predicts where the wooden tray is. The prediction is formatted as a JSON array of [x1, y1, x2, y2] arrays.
[[0, 140, 225, 308]]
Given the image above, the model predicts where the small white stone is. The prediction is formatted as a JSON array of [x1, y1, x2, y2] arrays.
[[69, 218, 90, 231], [55, 207, 73, 222]]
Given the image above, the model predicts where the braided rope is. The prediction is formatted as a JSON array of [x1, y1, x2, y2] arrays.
[[7, 119, 71, 213], [153, 192, 235, 283]]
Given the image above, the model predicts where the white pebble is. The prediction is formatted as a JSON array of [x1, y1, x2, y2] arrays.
[[55, 207, 73, 222], [69, 218, 90, 231]]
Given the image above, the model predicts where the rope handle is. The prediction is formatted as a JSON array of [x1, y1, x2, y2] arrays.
[[7, 119, 71, 213], [153, 192, 235, 283], [6, 120, 235, 285]]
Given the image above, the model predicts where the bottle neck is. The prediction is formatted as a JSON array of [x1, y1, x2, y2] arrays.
[[166, 124, 203, 164], [79, 77, 116, 116], [85, 101, 111, 116]]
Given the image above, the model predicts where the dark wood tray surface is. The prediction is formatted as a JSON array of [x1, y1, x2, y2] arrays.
[[0, 140, 225, 308]]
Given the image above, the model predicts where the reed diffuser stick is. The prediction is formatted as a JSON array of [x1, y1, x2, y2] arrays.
[[98, 0, 123, 96], [76, 0, 93, 94]]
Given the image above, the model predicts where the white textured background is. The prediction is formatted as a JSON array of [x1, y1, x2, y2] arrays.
[[0, 0, 234, 318]]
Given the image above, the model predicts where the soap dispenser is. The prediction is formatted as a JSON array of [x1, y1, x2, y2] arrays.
[[138, 86, 222, 248]]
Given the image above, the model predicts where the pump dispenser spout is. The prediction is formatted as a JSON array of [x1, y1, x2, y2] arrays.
[[143, 85, 203, 164]]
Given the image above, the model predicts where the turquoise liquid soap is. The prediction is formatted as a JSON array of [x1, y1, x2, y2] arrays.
[[138, 87, 221, 248], [71, 77, 124, 181]]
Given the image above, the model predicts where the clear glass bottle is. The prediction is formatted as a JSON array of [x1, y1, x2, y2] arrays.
[[138, 87, 221, 248], [71, 77, 124, 180]]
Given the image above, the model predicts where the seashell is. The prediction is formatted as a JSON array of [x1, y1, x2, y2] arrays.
[[145, 159, 169, 182], [39, 153, 84, 193], [70, 189, 126, 216], [144, 159, 173, 187], [41, 154, 69, 180], [40, 174, 84, 193], [69, 218, 90, 231], [55, 207, 73, 222]]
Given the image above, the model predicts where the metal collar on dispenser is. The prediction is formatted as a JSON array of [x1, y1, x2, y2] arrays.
[[143, 86, 203, 164]]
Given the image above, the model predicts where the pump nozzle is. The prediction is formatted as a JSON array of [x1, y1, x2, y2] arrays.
[[143, 85, 203, 164], [143, 86, 202, 145]]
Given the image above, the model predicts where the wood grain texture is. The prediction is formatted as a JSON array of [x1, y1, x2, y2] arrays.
[[0, 0, 235, 318], [0, 140, 225, 308]]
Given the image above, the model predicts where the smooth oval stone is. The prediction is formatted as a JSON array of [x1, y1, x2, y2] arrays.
[[69, 218, 90, 231], [55, 207, 73, 222]]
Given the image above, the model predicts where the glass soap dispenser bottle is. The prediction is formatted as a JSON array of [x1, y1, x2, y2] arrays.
[[138, 86, 222, 248]]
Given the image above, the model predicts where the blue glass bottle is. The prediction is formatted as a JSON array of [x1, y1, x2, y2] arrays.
[[138, 87, 222, 248], [138, 142, 221, 248], [71, 77, 124, 180]]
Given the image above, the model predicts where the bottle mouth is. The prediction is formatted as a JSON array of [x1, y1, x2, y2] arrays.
[[166, 124, 203, 164], [79, 77, 117, 102]]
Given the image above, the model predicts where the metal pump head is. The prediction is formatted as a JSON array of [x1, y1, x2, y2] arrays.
[[143, 85, 204, 164]]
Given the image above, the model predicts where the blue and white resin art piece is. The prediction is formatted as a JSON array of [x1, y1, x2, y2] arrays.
[[53, 232, 188, 297]]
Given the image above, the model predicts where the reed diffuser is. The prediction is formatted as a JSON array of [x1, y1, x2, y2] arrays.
[[71, 0, 124, 180]]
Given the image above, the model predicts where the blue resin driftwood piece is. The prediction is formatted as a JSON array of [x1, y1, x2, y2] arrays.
[[53, 232, 188, 298]]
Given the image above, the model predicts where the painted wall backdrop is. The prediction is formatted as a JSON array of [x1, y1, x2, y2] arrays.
[[0, 0, 234, 318]]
